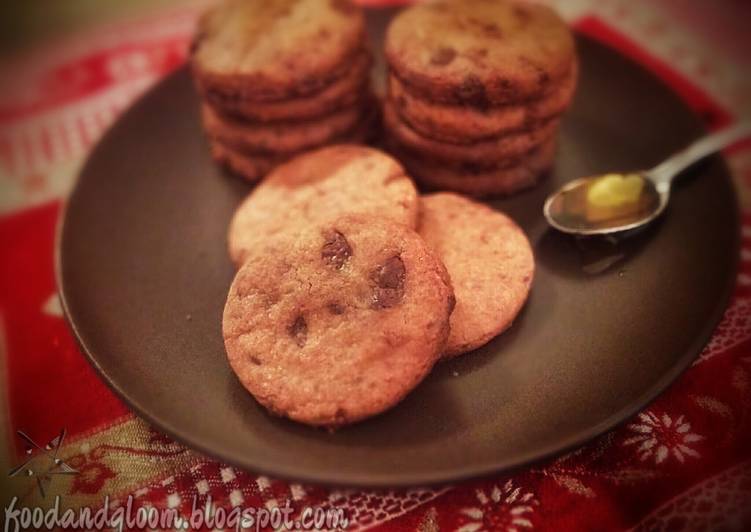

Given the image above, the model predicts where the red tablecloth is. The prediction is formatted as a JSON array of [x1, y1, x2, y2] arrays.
[[2, 1, 751, 529]]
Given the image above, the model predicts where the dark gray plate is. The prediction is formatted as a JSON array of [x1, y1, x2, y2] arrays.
[[57, 10, 739, 487]]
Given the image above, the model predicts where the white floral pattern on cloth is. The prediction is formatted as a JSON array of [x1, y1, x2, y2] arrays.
[[532, 432, 658, 499], [694, 297, 751, 366], [623, 412, 704, 465], [455, 481, 538, 532], [693, 218, 751, 366], [326, 487, 450, 532], [98, 454, 449, 532]]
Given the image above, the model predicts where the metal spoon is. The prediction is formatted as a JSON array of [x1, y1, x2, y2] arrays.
[[544, 122, 751, 236]]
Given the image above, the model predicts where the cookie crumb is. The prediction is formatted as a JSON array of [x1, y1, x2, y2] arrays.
[[430, 47, 457, 66]]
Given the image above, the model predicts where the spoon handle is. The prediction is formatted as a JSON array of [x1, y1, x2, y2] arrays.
[[646, 121, 751, 185]]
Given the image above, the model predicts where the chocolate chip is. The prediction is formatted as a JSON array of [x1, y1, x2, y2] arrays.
[[467, 47, 489, 63], [321, 230, 352, 269], [371, 256, 406, 309], [512, 5, 530, 23], [430, 47, 457, 66], [327, 302, 346, 315], [456, 74, 490, 108], [288, 315, 307, 347], [478, 22, 503, 38]]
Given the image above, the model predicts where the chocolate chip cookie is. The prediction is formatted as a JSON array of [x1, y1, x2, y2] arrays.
[[228, 145, 419, 265], [418, 193, 534, 357], [192, 0, 366, 102], [223, 214, 455, 426], [385, 0, 575, 105]]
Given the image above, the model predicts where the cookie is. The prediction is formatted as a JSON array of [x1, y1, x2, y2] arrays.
[[396, 137, 557, 197], [385, 0, 575, 105], [209, 107, 378, 182], [209, 140, 282, 183], [202, 99, 367, 155], [202, 51, 372, 122], [389, 61, 576, 142], [228, 145, 419, 266], [192, 0, 366, 102], [384, 100, 558, 165], [418, 193, 534, 357], [223, 214, 455, 427]]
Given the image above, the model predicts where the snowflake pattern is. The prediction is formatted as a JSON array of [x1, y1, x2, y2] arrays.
[[456, 480, 537, 532], [623, 412, 704, 464]]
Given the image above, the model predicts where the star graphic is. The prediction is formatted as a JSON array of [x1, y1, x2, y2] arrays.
[[8, 429, 78, 498]]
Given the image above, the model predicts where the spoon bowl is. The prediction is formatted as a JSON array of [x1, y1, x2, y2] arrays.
[[544, 122, 750, 236], [544, 173, 668, 236]]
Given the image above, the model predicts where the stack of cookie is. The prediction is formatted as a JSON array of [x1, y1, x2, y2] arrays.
[[190, 0, 375, 182], [383, 0, 577, 197]]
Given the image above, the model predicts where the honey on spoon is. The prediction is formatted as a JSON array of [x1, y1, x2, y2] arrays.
[[544, 122, 750, 236]]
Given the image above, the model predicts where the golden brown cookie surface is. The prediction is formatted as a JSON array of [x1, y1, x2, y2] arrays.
[[385, 0, 575, 105], [223, 215, 454, 427], [192, 0, 366, 102], [418, 193, 534, 357], [228, 145, 419, 266]]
